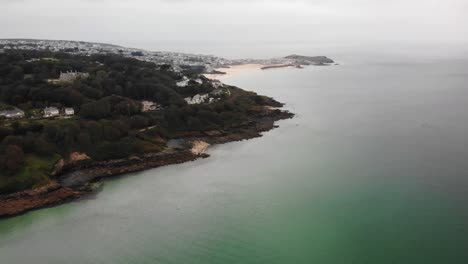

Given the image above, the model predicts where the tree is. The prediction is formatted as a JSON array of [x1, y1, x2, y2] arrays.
[[0, 126, 13, 142], [129, 115, 149, 129], [80, 100, 111, 119], [33, 137, 55, 156], [3, 145, 24, 175]]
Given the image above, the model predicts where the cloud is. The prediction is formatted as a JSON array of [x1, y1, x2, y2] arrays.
[[1, 0, 467, 57]]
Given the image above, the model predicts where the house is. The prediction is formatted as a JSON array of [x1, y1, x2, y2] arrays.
[[0, 108, 25, 119], [44, 107, 60, 118], [211, 80, 224, 89], [185, 94, 209, 105], [59, 71, 90, 82], [141, 101, 156, 112], [64, 108, 75, 116], [141, 101, 159, 112], [48, 71, 89, 84], [47, 71, 90, 84], [176, 76, 189, 87]]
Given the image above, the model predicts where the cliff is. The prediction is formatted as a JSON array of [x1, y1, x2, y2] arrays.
[[0, 107, 293, 218]]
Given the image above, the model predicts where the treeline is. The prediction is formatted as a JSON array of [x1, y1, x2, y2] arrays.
[[0, 50, 198, 113], [0, 115, 155, 193], [0, 112, 162, 163], [161, 88, 276, 133]]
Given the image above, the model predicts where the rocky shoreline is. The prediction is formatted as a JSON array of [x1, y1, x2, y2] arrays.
[[0, 107, 293, 218]]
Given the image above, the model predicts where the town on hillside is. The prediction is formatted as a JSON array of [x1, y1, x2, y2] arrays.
[[0, 39, 335, 74]]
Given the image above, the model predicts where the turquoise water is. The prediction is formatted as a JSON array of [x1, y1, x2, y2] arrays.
[[1, 54, 468, 263]]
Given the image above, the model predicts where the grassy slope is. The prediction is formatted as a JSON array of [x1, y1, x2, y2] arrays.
[[0, 154, 61, 194]]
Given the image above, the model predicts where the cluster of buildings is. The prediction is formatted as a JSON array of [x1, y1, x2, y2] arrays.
[[0, 39, 335, 77], [178, 77, 228, 105], [43, 107, 74, 118], [0, 107, 75, 120], [0, 39, 239, 119], [1, 100, 163, 120], [0, 39, 117, 56], [185, 94, 211, 105], [42, 107, 75, 118], [0, 39, 231, 69], [48, 71, 90, 84], [176, 77, 204, 87], [184, 87, 230, 105], [1, 101, 166, 120]]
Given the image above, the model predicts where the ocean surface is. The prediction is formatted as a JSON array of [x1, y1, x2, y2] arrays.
[[1, 50, 468, 264]]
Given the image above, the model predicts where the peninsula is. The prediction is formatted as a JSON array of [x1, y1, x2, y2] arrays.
[[0, 40, 332, 217]]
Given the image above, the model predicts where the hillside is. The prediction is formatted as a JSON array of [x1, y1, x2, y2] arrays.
[[0, 49, 292, 196]]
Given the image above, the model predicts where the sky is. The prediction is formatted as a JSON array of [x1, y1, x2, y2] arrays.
[[1, 0, 467, 58]]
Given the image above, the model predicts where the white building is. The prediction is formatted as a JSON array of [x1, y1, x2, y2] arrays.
[[0, 108, 25, 119], [141, 101, 159, 112], [64, 108, 75, 116], [185, 94, 209, 105], [59, 71, 90, 82], [44, 107, 60, 118], [176, 76, 189, 87]]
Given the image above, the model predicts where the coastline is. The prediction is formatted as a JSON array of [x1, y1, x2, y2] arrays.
[[204, 64, 264, 80], [0, 106, 293, 218]]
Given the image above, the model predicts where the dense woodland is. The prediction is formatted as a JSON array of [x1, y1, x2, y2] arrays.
[[0, 50, 276, 194]]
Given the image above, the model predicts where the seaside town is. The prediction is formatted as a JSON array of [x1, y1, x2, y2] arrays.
[[0, 39, 230, 70], [0, 39, 329, 122], [0, 39, 335, 73]]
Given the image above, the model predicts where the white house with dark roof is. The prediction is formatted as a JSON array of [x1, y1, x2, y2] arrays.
[[43, 107, 59, 118], [64, 108, 75, 116]]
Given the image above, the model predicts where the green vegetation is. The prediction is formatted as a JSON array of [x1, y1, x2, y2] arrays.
[[0, 50, 279, 194], [0, 154, 60, 194]]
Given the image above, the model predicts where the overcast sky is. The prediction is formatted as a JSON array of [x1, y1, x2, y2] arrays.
[[1, 0, 467, 57]]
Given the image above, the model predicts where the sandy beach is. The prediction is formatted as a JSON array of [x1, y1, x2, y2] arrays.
[[191, 140, 210, 155], [204, 64, 264, 80]]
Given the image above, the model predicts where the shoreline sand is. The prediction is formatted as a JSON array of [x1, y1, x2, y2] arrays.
[[204, 64, 264, 80], [191, 141, 210, 155]]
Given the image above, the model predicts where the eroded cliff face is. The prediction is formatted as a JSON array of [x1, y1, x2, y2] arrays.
[[59, 150, 203, 188], [0, 182, 81, 218], [0, 151, 202, 218], [0, 107, 293, 218]]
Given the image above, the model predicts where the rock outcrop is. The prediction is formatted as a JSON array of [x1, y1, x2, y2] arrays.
[[0, 182, 81, 218], [0, 106, 293, 218], [285, 55, 334, 65]]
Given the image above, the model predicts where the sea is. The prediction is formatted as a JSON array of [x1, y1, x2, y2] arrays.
[[1, 43, 468, 263]]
